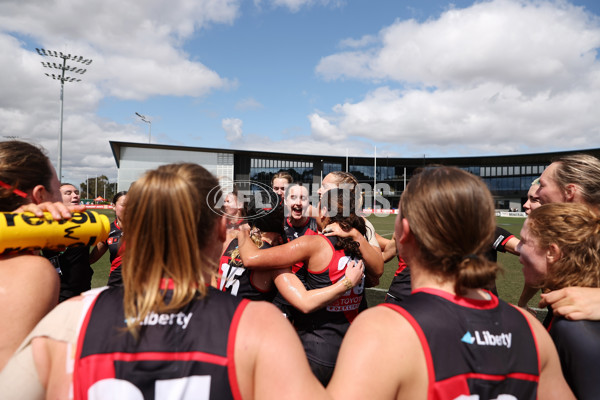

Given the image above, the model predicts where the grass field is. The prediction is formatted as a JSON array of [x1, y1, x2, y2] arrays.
[[89, 209, 115, 288], [91, 210, 537, 311]]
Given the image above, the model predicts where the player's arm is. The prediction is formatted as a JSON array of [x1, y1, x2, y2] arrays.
[[237, 228, 323, 270], [235, 301, 329, 400], [0, 295, 86, 399], [375, 232, 392, 251], [503, 236, 520, 255], [517, 283, 539, 315], [493, 226, 520, 256], [89, 241, 108, 264], [382, 233, 397, 263], [1, 255, 59, 373], [273, 260, 364, 314]]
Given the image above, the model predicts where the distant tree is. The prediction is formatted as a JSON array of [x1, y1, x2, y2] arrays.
[[80, 175, 116, 202]]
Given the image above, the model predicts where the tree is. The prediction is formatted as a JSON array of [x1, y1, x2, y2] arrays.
[[80, 175, 116, 202]]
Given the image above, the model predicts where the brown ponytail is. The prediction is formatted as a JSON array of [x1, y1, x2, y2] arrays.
[[401, 166, 497, 294]]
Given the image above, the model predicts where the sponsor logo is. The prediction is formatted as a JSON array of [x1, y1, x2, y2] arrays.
[[461, 330, 512, 349], [139, 312, 193, 329], [327, 295, 362, 312]]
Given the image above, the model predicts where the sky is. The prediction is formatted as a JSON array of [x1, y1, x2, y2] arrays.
[[2, 0, 600, 185]]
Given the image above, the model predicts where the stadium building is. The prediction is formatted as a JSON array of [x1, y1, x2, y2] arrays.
[[110, 141, 600, 212]]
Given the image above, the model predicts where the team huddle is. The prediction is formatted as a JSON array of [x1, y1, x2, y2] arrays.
[[1, 140, 600, 399]]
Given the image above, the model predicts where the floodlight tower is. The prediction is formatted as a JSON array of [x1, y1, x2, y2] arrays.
[[36, 48, 92, 180]]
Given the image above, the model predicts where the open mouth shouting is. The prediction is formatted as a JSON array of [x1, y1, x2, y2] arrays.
[[290, 204, 304, 219]]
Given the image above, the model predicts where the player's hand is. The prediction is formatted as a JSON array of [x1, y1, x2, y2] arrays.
[[323, 223, 357, 240], [344, 260, 365, 287], [14, 201, 85, 220], [236, 224, 250, 241], [540, 287, 600, 321]]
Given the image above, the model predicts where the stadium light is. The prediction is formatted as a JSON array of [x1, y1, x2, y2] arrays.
[[36, 48, 92, 181], [135, 112, 152, 143]]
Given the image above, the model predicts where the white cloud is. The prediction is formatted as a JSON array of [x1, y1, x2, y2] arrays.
[[339, 35, 378, 49], [0, 0, 240, 100], [223, 118, 244, 141], [267, 0, 344, 13], [235, 97, 264, 111], [0, 0, 242, 184], [311, 0, 600, 154]]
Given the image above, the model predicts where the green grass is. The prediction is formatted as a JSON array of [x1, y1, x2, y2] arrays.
[[90, 209, 114, 288]]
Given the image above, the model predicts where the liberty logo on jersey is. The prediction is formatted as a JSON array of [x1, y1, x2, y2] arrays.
[[461, 330, 512, 349]]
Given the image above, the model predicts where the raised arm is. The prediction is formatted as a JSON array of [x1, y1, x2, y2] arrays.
[[237, 228, 328, 270], [273, 260, 364, 314]]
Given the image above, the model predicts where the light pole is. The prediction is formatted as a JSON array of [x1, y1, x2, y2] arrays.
[[135, 112, 152, 143], [37, 48, 92, 181]]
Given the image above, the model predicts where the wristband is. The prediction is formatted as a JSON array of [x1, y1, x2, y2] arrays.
[[342, 277, 353, 290]]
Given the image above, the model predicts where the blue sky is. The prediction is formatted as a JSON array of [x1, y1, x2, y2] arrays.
[[1, 0, 600, 185]]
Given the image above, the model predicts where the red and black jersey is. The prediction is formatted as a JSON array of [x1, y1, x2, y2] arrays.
[[293, 235, 365, 368], [107, 232, 126, 287], [73, 285, 248, 400], [284, 217, 318, 274], [106, 220, 124, 264], [284, 217, 318, 241], [385, 257, 411, 304], [382, 288, 539, 400], [548, 316, 600, 399], [218, 238, 276, 302]]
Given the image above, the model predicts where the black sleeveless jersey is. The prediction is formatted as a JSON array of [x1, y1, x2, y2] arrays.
[[382, 288, 539, 400], [284, 217, 318, 242], [293, 235, 365, 367], [43, 245, 92, 302], [73, 286, 248, 400], [218, 238, 277, 302], [548, 316, 600, 399], [385, 257, 412, 305], [284, 217, 318, 275], [106, 220, 123, 263]]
